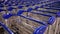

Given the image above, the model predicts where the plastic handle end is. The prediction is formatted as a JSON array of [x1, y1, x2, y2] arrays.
[[48, 16, 55, 25]]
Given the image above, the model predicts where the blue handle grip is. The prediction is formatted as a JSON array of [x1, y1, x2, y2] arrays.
[[27, 8, 33, 12], [34, 25, 47, 34], [48, 16, 56, 25], [7, 7, 14, 11], [17, 10, 25, 16], [2, 13, 17, 19], [25, 4, 30, 7], [18, 5, 24, 9], [2, 13, 13, 19]]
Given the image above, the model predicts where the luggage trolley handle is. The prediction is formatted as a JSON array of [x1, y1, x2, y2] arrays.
[[26, 7, 60, 17], [29, 12, 56, 25], [17, 11, 48, 34], [26, 8, 55, 25], [19, 15, 50, 34], [35, 9, 60, 17], [36, 1, 60, 10], [18, 16, 48, 34], [40, 1, 60, 8]]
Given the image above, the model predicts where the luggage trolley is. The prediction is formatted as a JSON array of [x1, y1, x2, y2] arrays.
[[0, 0, 60, 34]]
